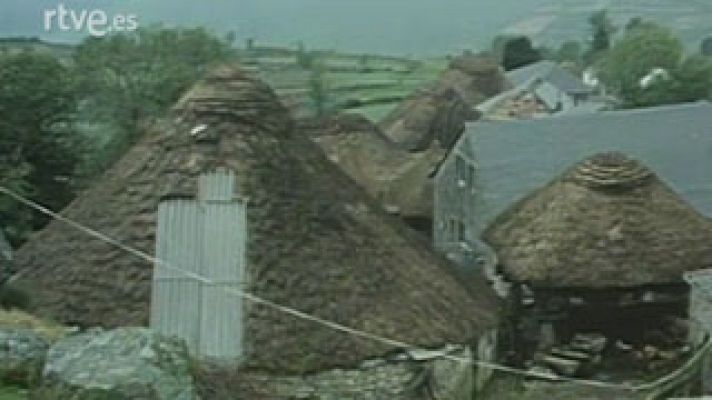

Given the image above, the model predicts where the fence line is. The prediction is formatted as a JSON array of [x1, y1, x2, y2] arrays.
[[0, 184, 708, 393]]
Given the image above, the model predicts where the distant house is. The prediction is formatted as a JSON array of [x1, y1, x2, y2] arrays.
[[434, 102, 712, 269], [505, 60, 596, 111], [476, 60, 607, 120]]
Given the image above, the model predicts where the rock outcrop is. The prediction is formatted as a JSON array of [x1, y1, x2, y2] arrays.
[[0, 329, 48, 386], [34, 328, 198, 400]]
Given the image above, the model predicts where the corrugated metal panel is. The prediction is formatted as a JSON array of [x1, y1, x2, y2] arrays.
[[150, 199, 203, 352], [198, 168, 236, 202], [199, 199, 246, 359], [150, 170, 247, 361]]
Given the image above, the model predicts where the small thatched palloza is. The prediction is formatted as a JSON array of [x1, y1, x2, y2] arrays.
[[484, 151, 712, 289], [483, 152, 712, 373]]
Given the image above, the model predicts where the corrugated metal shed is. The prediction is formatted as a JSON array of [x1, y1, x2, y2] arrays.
[[457, 102, 712, 238]]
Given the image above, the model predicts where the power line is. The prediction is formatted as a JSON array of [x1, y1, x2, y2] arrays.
[[0, 185, 706, 393]]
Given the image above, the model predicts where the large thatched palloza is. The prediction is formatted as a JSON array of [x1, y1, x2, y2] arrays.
[[15, 65, 500, 398]]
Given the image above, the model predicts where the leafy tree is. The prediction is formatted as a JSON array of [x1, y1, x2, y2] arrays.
[[586, 10, 617, 62], [599, 23, 712, 108], [225, 30, 237, 47], [598, 23, 683, 103], [625, 17, 644, 32], [73, 27, 232, 169], [631, 56, 712, 107], [295, 41, 317, 69], [0, 51, 82, 245], [502, 36, 541, 71], [702, 37, 712, 56], [308, 60, 329, 116], [557, 40, 582, 63]]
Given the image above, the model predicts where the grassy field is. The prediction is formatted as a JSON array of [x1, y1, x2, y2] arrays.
[[0, 386, 27, 400], [242, 48, 448, 121]]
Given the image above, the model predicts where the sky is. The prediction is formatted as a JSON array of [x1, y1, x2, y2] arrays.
[[2, 0, 710, 56], [0, 0, 551, 56]]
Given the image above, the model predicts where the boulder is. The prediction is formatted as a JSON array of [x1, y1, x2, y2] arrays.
[[0, 329, 48, 385], [34, 327, 199, 400]]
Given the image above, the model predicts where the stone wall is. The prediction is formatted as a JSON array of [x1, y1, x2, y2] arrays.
[[237, 346, 480, 400]]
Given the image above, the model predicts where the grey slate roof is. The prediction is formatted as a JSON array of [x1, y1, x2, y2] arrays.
[[506, 60, 592, 95], [458, 101, 712, 238]]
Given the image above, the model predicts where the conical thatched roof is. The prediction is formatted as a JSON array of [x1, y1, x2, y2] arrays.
[[309, 113, 445, 219], [484, 152, 712, 289], [379, 53, 504, 152], [15, 65, 498, 373]]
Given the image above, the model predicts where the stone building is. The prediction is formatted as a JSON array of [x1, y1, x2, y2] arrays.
[[685, 270, 712, 394], [14, 66, 502, 398], [483, 152, 712, 382], [434, 102, 712, 273]]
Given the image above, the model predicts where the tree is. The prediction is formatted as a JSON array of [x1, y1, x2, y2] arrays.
[[502, 36, 541, 71], [625, 17, 644, 32], [598, 23, 683, 104], [702, 37, 712, 56], [670, 56, 712, 98], [0, 51, 82, 245], [599, 23, 712, 108], [308, 60, 329, 116], [586, 10, 617, 62], [73, 27, 231, 169], [295, 41, 317, 69], [557, 40, 582, 63]]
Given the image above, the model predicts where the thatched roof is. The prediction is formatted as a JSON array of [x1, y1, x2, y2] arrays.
[[484, 152, 712, 289], [15, 65, 499, 373], [310, 113, 445, 219], [379, 53, 504, 152], [0, 230, 11, 276]]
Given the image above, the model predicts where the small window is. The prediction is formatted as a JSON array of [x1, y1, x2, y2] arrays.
[[466, 164, 475, 188], [455, 156, 467, 186], [457, 221, 467, 242]]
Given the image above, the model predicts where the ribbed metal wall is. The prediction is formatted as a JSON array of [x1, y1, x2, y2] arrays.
[[150, 169, 246, 361]]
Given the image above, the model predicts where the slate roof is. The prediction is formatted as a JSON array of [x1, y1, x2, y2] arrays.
[[506, 60, 592, 95], [453, 101, 712, 239]]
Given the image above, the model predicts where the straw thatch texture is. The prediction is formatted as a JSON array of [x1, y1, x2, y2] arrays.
[[310, 113, 445, 219], [379, 53, 504, 151], [484, 152, 712, 288], [15, 65, 499, 373]]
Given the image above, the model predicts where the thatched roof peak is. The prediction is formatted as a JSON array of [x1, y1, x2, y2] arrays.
[[566, 152, 653, 191], [484, 153, 712, 288]]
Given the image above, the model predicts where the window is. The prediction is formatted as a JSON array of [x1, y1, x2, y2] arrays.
[[457, 220, 467, 242], [466, 164, 475, 189], [455, 156, 467, 187]]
